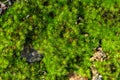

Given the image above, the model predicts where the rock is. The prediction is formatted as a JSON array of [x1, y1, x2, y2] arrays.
[[21, 46, 43, 63]]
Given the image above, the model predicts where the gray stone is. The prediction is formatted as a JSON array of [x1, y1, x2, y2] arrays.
[[21, 46, 43, 63]]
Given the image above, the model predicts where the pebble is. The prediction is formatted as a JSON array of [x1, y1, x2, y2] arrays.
[[21, 46, 43, 63]]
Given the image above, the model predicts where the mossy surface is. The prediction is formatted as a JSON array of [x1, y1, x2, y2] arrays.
[[0, 0, 120, 80]]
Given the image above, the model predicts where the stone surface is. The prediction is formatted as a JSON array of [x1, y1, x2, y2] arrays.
[[21, 46, 43, 63]]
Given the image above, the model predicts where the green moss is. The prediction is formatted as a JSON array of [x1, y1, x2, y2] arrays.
[[0, 0, 120, 80]]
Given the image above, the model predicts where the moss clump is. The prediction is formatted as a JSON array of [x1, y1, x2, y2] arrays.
[[0, 0, 120, 80]]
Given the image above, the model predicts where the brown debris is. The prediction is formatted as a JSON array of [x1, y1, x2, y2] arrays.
[[90, 47, 106, 61], [90, 66, 102, 80], [0, 0, 13, 15], [90, 46, 106, 80], [0, 1, 7, 14], [68, 73, 88, 80]]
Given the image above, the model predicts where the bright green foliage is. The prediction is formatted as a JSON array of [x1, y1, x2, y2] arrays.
[[0, 0, 120, 80]]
